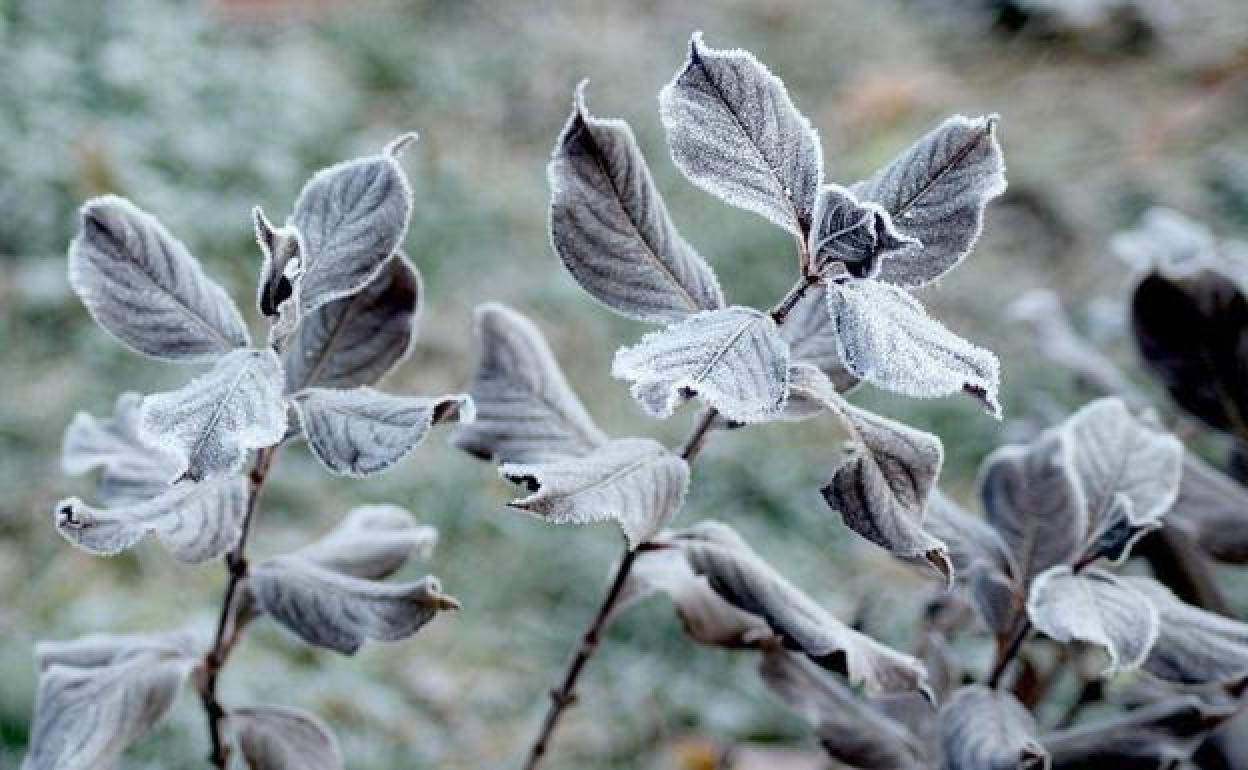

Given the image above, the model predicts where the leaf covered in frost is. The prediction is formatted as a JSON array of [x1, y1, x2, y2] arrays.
[[502, 437, 689, 548], [68, 195, 250, 361], [612, 306, 790, 422], [139, 349, 287, 481], [549, 81, 724, 323], [54, 477, 247, 563], [1122, 576, 1248, 685], [286, 136, 414, 314], [294, 387, 472, 477], [283, 254, 421, 392], [853, 115, 1006, 288], [232, 705, 343, 770], [1026, 565, 1159, 675], [660, 32, 822, 239], [827, 279, 1000, 416], [451, 303, 607, 464], [939, 685, 1048, 770], [253, 206, 302, 319], [61, 392, 182, 505], [24, 632, 193, 770], [289, 504, 437, 580], [807, 183, 918, 279]]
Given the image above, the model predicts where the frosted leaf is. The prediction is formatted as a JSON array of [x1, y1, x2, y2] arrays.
[[23, 633, 193, 770], [290, 504, 437, 581], [759, 648, 930, 770], [61, 392, 182, 505], [549, 81, 724, 323], [828, 279, 1000, 415], [611, 306, 790, 422], [54, 477, 247, 563], [249, 557, 458, 655], [1026, 566, 1159, 675], [1168, 452, 1248, 564], [807, 183, 918, 279], [672, 521, 933, 697], [139, 349, 287, 482], [294, 387, 472, 477], [852, 115, 1006, 288], [501, 437, 689, 548], [1123, 577, 1248, 686], [1044, 695, 1237, 769], [939, 685, 1048, 770], [68, 195, 250, 361], [232, 705, 342, 770], [778, 285, 860, 393], [978, 429, 1085, 586], [451, 303, 607, 464], [253, 206, 302, 318], [286, 136, 414, 314], [284, 254, 421, 392], [924, 491, 1020, 635], [659, 32, 822, 238], [1111, 208, 1217, 276]]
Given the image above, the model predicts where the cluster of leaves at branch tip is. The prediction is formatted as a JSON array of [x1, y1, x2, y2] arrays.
[[36, 134, 470, 770]]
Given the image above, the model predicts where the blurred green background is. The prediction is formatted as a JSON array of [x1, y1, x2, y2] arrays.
[[2, 0, 1247, 767]]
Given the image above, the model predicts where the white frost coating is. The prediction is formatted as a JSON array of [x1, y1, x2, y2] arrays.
[[54, 477, 247, 564], [23, 633, 193, 770], [291, 504, 438, 581], [284, 254, 421, 392], [61, 392, 182, 505], [807, 183, 918, 279], [1124, 577, 1248, 686], [549, 81, 724, 323], [285, 138, 414, 315], [139, 348, 287, 481], [501, 437, 690, 548], [659, 32, 823, 238], [232, 705, 343, 770], [612, 306, 790, 423], [826, 279, 1001, 416], [1026, 565, 1159, 676], [68, 195, 250, 362], [852, 114, 1007, 288], [294, 387, 473, 478], [1111, 207, 1217, 277], [940, 685, 1048, 770], [451, 303, 607, 464]]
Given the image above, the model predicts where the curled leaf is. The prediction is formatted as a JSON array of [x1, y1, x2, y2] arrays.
[[1122, 577, 1248, 686], [290, 504, 437, 580], [232, 705, 343, 770], [611, 306, 790, 422], [940, 685, 1049, 770], [549, 81, 723, 323], [807, 183, 918, 279], [502, 437, 689, 548], [452, 303, 607, 464], [659, 32, 822, 239], [61, 392, 182, 505], [139, 349, 287, 482], [253, 206, 302, 319], [68, 195, 250, 361]]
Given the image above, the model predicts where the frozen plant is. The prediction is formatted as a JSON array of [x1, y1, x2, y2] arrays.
[[452, 32, 1009, 769], [29, 136, 469, 769]]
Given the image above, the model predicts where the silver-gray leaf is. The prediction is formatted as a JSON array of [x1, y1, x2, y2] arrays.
[[232, 705, 342, 770], [759, 648, 930, 770], [1026, 565, 1159, 675], [978, 429, 1085, 587], [501, 437, 690, 548], [249, 557, 458, 655], [283, 254, 421, 392], [23, 633, 193, 770], [924, 491, 1020, 635], [852, 115, 1006, 288], [778, 285, 860, 394], [808, 183, 919, 280], [1122, 576, 1248, 686], [827, 279, 1000, 416], [294, 387, 472, 477], [612, 306, 790, 422], [451, 303, 607, 464], [1044, 695, 1237, 769], [673, 521, 932, 697], [54, 477, 246, 563], [819, 391, 951, 583], [940, 685, 1048, 770], [291, 504, 437, 581], [139, 349, 287, 482], [1168, 452, 1248, 564], [68, 195, 250, 361], [659, 32, 823, 239], [61, 392, 182, 505], [253, 206, 302, 319], [549, 81, 724, 324], [287, 136, 414, 314]]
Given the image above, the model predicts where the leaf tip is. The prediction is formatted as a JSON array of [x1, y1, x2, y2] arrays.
[[385, 132, 419, 159]]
